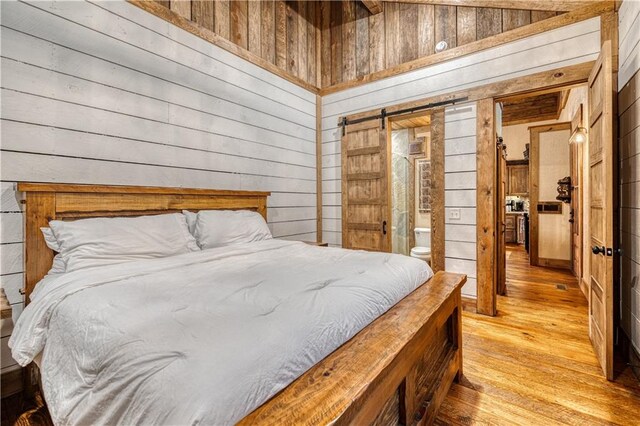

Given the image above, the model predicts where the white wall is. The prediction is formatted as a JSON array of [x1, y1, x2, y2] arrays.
[[444, 104, 478, 297], [321, 17, 601, 298], [502, 119, 557, 161], [619, 0, 640, 355], [538, 129, 572, 261], [0, 0, 317, 373]]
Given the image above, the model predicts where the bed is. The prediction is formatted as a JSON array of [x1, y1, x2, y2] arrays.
[[14, 183, 466, 425]]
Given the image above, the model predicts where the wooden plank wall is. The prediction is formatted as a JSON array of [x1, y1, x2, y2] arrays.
[[319, 1, 560, 87], [618, 0, 640, 356], [155, 0, 320, 86], [321, 17, 601, 298], [0, 0, 318, 374]]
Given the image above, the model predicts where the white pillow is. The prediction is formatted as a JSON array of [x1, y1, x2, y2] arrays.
[[40, 227, 66, 274], [48, 213, 199, 273], [194, 210, 272, 249]]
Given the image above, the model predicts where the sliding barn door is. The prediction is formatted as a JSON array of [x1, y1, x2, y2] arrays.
[[341, 119, 391, 251], [588, 41, 615, 380]]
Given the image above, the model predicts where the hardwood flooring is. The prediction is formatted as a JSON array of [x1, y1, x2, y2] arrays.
[[435, 244, 640, 425]]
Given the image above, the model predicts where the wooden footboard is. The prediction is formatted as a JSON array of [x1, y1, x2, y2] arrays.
[[17, 273, 464, 426], [240, 271, 466, 426]]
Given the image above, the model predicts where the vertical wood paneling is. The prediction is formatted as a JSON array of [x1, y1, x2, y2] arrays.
[[477, 8, 502, 40], [398, 3, 418, 64], [191, 0, 214, 32], [148, 1, 561, 89], [369, 7, 386, 72], [531, 10, 557, 23], [298, 1, 308, 81], [247, 0, 261, 56], [308, 1, 317, 86], [342, 0, 356, 82], [320, 1, 331, 87], [170, 0, 191, 20], [503, 9, 531, 32], [384, 2, 400, 68], [417, 4, 435, 57], [275, 0, 287, 70], [261, 0, 276, 63], [230, 0, 248, 49], [355, 2, 370, 78], [214, 0, 230, 40], [330, 1, 343, 85], [457, 7, 477, 46], [435, 5, 457, 49], [286, 2, 298, 75]]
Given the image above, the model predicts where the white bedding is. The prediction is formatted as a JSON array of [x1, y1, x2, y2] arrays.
[[10, 240, 432, 425]]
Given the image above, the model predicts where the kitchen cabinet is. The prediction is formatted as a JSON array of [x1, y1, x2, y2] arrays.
[[506, 213, 527, 244], [507, 161, 529, 196], [505, 214, 517, 243]]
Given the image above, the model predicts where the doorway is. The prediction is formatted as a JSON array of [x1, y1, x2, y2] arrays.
[[339, 108, 445, 272], [388, 112, 431, 258], [494, 86, 586, 299]]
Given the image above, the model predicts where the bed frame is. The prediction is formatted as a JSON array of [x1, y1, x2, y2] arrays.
[[18, 182, 465, 425]]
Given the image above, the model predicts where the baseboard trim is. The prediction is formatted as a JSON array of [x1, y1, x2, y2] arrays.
[[537, 257, 572, 269], [579, 277, 589, 299]]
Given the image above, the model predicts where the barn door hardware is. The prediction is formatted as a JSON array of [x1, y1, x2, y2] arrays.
[[338, 96, 469, 133]]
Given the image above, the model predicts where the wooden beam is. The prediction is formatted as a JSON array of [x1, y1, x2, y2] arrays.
[[361, 0, 384, 14], [384, 0, 588, 12], [476, 98, 497, 317], [127, 0, 319, 94], [321, 1, 612, 95], [430, 108, 446, 273]]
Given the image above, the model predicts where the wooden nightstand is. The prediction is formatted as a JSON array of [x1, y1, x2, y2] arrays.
[[303, 241, 328, 247]]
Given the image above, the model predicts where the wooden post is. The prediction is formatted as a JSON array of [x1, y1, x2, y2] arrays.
[[476, 98, 497, 316], [430, 108, 446, 273]]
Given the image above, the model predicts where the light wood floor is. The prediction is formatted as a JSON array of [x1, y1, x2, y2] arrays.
[[435, 244, 640, 425]]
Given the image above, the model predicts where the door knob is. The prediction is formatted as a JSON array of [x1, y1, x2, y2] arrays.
[[592, 246, 605, 255], [382, 221, 387, 235]]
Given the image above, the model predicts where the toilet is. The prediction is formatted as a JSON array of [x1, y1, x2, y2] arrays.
[[410, 228, 431, 264]]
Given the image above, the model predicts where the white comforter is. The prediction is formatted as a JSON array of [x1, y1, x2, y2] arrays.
[[10, 239, 432, 425]]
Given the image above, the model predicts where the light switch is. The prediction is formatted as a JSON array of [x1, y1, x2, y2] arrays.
[[449, 208, 461, 220]]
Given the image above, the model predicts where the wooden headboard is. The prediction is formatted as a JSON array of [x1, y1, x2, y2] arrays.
[[18, 183, 270, 304]]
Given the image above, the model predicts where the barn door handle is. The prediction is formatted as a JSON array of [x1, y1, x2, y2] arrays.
[[591, 246, 605, 255], [382, 221, 387, 235]]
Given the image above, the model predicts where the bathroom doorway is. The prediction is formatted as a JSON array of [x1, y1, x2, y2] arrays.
[[388, 111, 438, 267]]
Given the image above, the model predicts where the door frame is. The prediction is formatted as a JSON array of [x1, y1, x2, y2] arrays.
[[528, 122, 572, 267]]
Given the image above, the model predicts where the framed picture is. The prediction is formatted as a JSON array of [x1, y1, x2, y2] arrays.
[[417, 159, 432, 213]]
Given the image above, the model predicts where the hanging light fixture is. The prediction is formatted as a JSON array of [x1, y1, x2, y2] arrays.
[[569, 126, 587, 144]]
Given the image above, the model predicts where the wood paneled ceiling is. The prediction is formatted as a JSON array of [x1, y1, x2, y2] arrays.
[[391, 114, 431, 129], [501, 90, 568, 126]]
